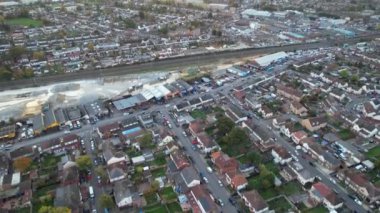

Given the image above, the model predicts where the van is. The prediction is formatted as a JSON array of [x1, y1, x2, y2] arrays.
[[89, 186, 95, 198]]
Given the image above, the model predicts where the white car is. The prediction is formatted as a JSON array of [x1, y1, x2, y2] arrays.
[[355, 198, 362, 206], [203, 177, 209, 183], [182, 131, 187, 136], [218, 180, 223, 187]]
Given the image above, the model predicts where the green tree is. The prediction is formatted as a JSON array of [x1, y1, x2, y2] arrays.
[[246, 151, 262, 165], [124, 18, 137, 29], [216, 116, 234, 136], [339, 70, 349, 79], [99, 194, 115, 209], [22, 68, 34, 78], [95, 166, 107, 181], [139, 132, 153, 148], [0, 67, 12, 81], [75, 155, 92, 171], [222, 127, 249, 145], [0, 15, 4, 24], [9, 46, 27, 61]]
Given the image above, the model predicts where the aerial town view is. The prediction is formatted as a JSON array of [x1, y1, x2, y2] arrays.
[[0, 0, 380, 213]]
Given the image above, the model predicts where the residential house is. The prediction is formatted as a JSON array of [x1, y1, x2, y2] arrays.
[[337, 169, 380, 203], [290, 102, 308, 116], [188, 120, 206, 137], [301, 116, 327, 132], [196, 132, 218, 153], [225, 171, 248, 190], [302, 137, 324, 161], [284, 161, 316, 185], [291, 130, 308, 144], [239, 190, 269, 213], [321, 152, 341, 171], [242, 121, 275, 152], [258, 105, 273, 119], [280, 122, 300, 138], [107, 162, 127, 183], [211, 151, 239, 174], [102, 141, 129, 166], [54, 184, 82, 213], [97, 123, 120, 139], [339, 112, 359, 126], [362, 100, 380, 121], [353, 120, 378, 138], [170, 150, 190, 170], [180, 166, 201, 188], [113, 180, 138, 208], [245, 94, 262, 109], [310, 182, 343, 210], [272, 117, 289, 129], [346, 85, 363, 95], [187, 185, 218, 213], [0, 125, 16, 141], [329, 88, 346, 101], [224, 104, 248, 123], [271, 146, 292, 165], [276, 85, 303, 102]]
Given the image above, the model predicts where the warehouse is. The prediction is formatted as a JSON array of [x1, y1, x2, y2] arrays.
[[253, 51, 288, 67]]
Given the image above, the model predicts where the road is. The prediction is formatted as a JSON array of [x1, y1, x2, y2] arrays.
[[0, 33, 378, 91], [161, 109, 237, 213]]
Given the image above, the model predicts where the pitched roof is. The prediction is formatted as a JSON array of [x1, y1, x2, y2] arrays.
[[54, 184, 81, 210], [308, 116, 327, 127], [273, 146, 291, 159], [189, 120, 205, 134], [180, 166, 200, 185], [231, 174, 248, 188], [171, 150, 190, 170], [241, 190, 268, 211], [312, 182, 331, 197], [197, 132, 216, 148]]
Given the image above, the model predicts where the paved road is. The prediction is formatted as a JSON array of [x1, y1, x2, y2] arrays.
[[0, 33, 378, 91], [161, 109, 237, 213]]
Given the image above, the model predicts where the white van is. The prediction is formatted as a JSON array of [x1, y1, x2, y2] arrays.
[[89, 186, 95, 198], [207, 167, 213, 173]]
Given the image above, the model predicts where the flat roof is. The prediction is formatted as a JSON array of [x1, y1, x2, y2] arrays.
[[254, 51, 288, 67]]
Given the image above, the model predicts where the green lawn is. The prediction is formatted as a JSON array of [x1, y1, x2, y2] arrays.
[[190, 109, 207, 119], [338, 128, 356, 140], [304, 205, 328, 213], [277, 181, 303, 196], [40, 154, 60, 168], [35, 183, 58, 197], [160, 187, 177, 201], [144, 193, 158, 205], [144, 203, 167, 213], [5, 18, 43, 27], [267, 196, 292, 212], [166, 202, 182, 213], [366, 146, 380, 159], [151, 167, 166, 178]]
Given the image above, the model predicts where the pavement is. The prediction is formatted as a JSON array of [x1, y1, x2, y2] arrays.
[[0, 33, 378, 91]]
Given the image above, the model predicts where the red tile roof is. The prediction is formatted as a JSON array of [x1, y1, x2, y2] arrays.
[[312, 182, 332, 197], [231, 174, 248, 189], [170, 150, 190, 170]]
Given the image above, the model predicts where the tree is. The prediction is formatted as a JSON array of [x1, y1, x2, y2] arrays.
[[124, 18, 137, 29], [38, 206, 70, 213], [99, 194, 115, 209], [139, 132, 153, 148], [32, 51, 45, 60], [258, 164, 274, 189], [13, 156, 32, 172], [95, 166, 107, 181], [9, 46, 27, 61], [222, 127, 249, 145], [339, 70, 349, 80], [246, 151, 262, 165], [0, 67, 12, 81], [150, 180, 160, 193], [216, 116, 234, 136], [87, 42, 95, 51], [75, 155, 92, 171], [22, 68, 34, 78], [0, 15, 4, 24], [139, 10, 145, 19]]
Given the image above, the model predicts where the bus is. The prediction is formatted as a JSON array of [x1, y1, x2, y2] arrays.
[[89, 186, 94, 198]]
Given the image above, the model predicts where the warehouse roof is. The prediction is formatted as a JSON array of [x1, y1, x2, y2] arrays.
[[254, 51, 288, 67]]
